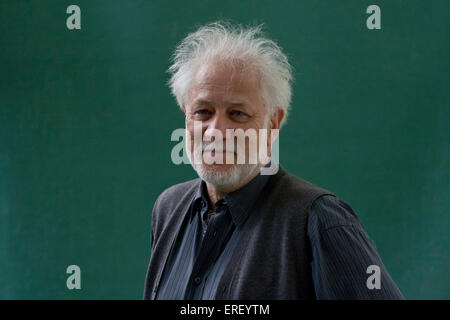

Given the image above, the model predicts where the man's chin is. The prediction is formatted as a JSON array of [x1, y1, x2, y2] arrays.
[[201, 162, 236, 171], [192, 163, 256, 187]]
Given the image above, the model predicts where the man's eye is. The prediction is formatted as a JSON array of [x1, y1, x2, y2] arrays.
[[194, 109, 212, 116], [230, 110, 248, 117]]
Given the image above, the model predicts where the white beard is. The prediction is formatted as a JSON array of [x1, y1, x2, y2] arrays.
[[191, 160, 259, 188], [187, 141, 261, 188]]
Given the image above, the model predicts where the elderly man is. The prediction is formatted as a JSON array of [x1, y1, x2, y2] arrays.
[[143, 22, 404, 300]]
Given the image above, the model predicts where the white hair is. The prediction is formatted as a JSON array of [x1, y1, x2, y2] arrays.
[[168, 21, 293, 127]]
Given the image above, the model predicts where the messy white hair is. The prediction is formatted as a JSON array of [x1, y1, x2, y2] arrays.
[[168, 21, 293, 127]]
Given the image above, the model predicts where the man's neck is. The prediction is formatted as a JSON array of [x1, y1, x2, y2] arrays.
[[205, 165, 262, 208]]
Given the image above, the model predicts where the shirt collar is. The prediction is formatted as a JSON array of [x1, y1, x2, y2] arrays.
[[190, 180, 211, 222], [190, 163, 272, 227]]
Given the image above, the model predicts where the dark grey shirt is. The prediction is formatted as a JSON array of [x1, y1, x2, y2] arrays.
[[155, 171, 404, 300]]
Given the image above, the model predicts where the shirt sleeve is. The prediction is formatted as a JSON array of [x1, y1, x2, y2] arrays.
[[307, 195, 404, 300]]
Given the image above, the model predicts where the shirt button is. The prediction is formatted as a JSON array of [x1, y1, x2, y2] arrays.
[[213, 230, 217, 237], [194, 277, 201, 285]]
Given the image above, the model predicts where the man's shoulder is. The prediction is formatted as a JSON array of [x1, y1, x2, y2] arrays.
[[277, 168, 364, 240], [306, 193, 367, 246], [150, 177, 201, 237], [158, 178, 199, 200], [282, 170, 334, 195], [153, 177, 200, 212], [273, 166, 336, 211]]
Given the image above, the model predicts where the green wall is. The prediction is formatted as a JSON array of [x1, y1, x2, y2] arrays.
[[0, 0, 448, 299]]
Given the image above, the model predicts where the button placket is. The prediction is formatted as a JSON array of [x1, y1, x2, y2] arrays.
[[187, 203, 233, 298]]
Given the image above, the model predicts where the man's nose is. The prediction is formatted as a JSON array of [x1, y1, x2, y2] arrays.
[[203, 112, 230, 141]]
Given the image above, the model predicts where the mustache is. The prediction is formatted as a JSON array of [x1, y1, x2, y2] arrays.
[[197, 141, 242, 154]]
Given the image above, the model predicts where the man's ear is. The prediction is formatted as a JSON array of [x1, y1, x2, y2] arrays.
[[269, 107, 285, 130], [266, 107, 284, 156]]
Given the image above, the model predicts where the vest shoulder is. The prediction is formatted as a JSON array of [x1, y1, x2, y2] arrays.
[[158, 178, 199, 201], [152, 177, 199, 222], [277, 169, 335, 199], [263, 167, 336, 216]]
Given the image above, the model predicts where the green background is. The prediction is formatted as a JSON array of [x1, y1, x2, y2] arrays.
[[1, 0, 449, 299]]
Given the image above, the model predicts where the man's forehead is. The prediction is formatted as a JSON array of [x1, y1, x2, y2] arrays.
[[191, 96, 249, 107], [193, 60, 260, 88], [189, 66, 261, 105]]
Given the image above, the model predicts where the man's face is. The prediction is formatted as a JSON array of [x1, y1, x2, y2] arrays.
[[183, 59, 271, 187]]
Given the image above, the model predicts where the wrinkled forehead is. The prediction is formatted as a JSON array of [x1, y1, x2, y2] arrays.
[[191, 59, 262, 99]]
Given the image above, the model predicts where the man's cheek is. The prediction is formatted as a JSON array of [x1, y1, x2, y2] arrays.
[[185, 130, 194, 154]]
